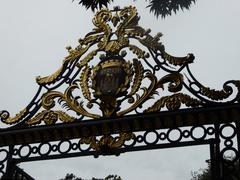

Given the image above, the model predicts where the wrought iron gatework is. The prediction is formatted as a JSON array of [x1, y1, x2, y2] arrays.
[[0, 6, 240, 180]]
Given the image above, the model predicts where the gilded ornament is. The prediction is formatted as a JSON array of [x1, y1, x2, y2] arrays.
[[200, 81, 240, 101], [139, 32, 164, 52], [0, 109, 27, 125], [36, 45, 90, 85], [145, 93, 203, 113], [128, 58, 144, 96], [42, 88, 101, 119], [162, 52, 194, 66], [27, 110, 75, 125], [80, 133, 135, 151], [129, 44, 149, 59], [79, 66, 92, 101], [1, 6, 240, 153]]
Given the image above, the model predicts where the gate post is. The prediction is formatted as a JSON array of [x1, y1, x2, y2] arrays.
[[1, 145, 14, 179], [210, 123, 222, 180], [218, 121, 240, 180], [210, 141, 220, 180], [236, 119, 240, 175]]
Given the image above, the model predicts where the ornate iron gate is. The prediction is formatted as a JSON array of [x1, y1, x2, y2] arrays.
[[0, 6, 240, 180]]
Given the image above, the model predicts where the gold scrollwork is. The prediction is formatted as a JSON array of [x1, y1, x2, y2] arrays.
[[118, 72, 184, 116], [200, 81, 240, 101], [93, 9, 112, 50], [157, 73, 184, 92], [1, 5, 240, 152], [129, 44, 149, 59], [145, 93, 203, 113], [80, 133, 135, 151], [162, 52, 195, 66], [138, 32, 164, 52], [27, 110, 75, 125], [41, 85, 101, 119], [128, 58, 144, 96], [79, 66, 91, 101], [0, 109, 27, 125], [36, 45, 90, 85]]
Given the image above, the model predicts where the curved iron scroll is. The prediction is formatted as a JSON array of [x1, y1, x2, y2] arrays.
[[1, 6, 240, 129]]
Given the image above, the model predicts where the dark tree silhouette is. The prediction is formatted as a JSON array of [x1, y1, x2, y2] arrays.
[[73, 0, 113, 11], [60, 174, 122, 180], [191, 159, 240, 180], [147, 0, 196, 18], [72, 0, 197, 18], [191, 162, 211, 180]]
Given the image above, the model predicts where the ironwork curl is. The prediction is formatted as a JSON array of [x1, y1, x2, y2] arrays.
[[0, 6, 240, 125], [0, 6, 240, 159]]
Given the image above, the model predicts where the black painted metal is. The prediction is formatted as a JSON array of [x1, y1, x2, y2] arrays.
[[2, 163, 34, 180], [1, 103, 239, 148], [0, 79, 239, 179], [0, 110, 239, 179], [0, 12, 240, 179]]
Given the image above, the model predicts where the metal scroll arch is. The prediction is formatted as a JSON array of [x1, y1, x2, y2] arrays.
[[0, 6, 240, 128]]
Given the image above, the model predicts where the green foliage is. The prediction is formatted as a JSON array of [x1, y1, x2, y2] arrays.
[[72, 0, 197, 18]]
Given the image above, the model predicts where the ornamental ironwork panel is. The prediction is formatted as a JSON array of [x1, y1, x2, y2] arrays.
[[0, 6, 240, 180], [1, 6, 240, 127]]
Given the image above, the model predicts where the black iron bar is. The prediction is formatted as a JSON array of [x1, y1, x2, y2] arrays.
[[14, 139, 215, 163]]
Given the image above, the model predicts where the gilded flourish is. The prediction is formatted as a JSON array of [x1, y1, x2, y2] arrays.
[[42, 87, 100, 119], [36, 45, 90, 85], [80, 133, 135, 151], [200, 81, 240, 101], [116, 6, 139, 41], [157, 73, 184, 92], [162, 52, 194, 66], [27, 110, 75, 125], [79, 66, 91, 101], [36, 68, 63, 85], [145, 93, 203, 113], [118, 72, 184, 116], [129, 44, 149, 59], [129, 59, 144, 96], [0, 109, 27, 125], [93, 9, 112, 50], [1, 6, 240, 136], [77, 50, 98, 68], [118, 72, 157, 116], [139, 32, 164, 52]]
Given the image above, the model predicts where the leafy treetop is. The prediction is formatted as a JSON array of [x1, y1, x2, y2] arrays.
[[73, 0, 197, 18]]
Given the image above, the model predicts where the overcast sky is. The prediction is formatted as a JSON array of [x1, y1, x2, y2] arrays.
[[0, 0, 240, 179]]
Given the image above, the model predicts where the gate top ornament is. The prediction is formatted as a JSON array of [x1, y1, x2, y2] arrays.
[[1, 6, 240, 128]]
